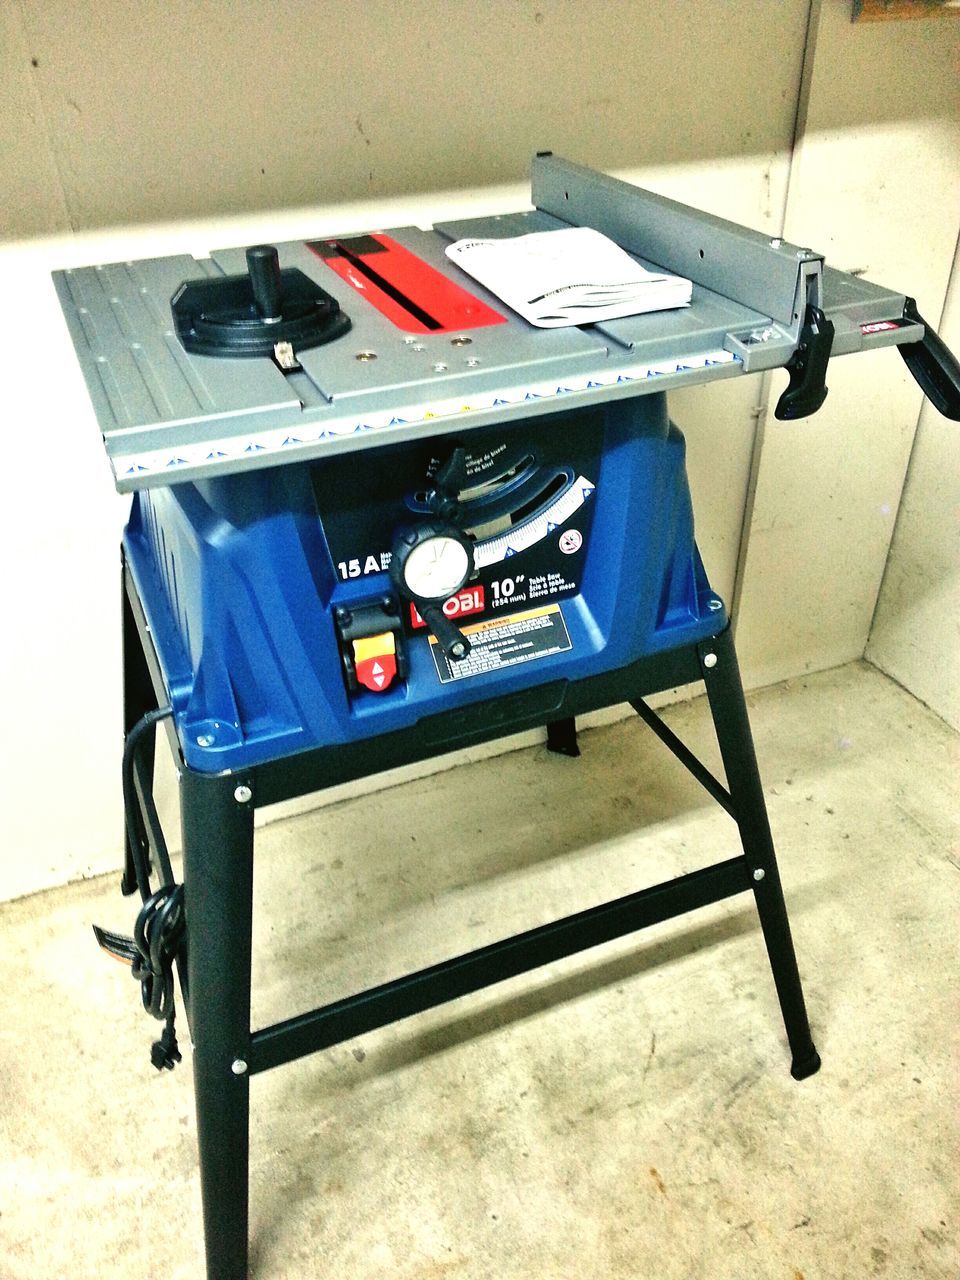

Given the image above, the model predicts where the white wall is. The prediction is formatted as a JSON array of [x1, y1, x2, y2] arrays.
[[1, 0, 957, 902], [867, 240, 960, 730], [3, 0, 809, 235], [733, 1, 960, 688]]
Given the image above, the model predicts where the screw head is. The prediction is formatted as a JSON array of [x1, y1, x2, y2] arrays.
[[234, 785, 252, 804], [196, 733, 215, 747], [707, 599, 723, 612], [231, 1059, 248, 1075], [355, 350, 377, 361], [703, 652, 718, 669], [753, 868, 765, 882]]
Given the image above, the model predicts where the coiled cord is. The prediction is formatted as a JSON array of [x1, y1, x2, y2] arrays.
[[95, 705, 185, 1070], [133, 883, 185, 1070]]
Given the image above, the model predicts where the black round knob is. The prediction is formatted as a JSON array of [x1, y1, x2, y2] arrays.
[[390, 522, 475, 662], [245, 245, 283, 322], [390, 522, 474, 606]]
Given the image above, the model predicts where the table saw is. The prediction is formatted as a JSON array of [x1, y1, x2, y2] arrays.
[[52, 153, 960, 1280]]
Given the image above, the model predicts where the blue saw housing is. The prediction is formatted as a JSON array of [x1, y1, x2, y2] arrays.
[[123, 392, 725, 772]]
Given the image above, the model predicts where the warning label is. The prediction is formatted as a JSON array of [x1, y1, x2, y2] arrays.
[[429, 604, 572, 684]]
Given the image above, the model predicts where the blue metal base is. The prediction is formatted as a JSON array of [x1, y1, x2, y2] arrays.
[[123, 392, 726, 772]]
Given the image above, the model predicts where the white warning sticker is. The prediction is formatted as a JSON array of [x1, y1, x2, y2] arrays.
[[428, 604, 572, 683]]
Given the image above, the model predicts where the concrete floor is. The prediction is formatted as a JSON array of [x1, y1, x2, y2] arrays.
[[1, 661, 957, 1280]]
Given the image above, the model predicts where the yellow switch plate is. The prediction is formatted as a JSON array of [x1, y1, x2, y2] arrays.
[[352, 632, 397, 662]]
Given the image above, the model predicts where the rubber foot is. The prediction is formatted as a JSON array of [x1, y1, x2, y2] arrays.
[[790, 1049, 822, 1081]]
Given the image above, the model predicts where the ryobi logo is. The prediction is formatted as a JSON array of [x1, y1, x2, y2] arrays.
[[410, 585, 485, 629]]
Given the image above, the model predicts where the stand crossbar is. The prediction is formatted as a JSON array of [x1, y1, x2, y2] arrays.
[[249, 854, 751, 1075], [631, 697, 736, 818]]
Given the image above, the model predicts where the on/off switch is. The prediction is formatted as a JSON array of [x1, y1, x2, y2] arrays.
[[351, 632, 397, 692], [334, 598, 405, 695]]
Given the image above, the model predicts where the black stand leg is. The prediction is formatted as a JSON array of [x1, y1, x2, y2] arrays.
[[121, 552, 158, 896], [546, 716, 580, 757], [699, 629, 821, 1081], [181, 769, 256, 1280]]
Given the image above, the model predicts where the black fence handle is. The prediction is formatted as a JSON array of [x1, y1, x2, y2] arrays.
[[899, 298, 960, 422]]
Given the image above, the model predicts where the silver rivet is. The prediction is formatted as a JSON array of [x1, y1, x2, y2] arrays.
[[234, 785, 252, 803], [753, 868, 765, 882], [231, 1059, 248, 1075], [707, 599, 723, 612], [703, 652, 718, 669], [355, 350, 377, 361], [196, 733, 215, 747], [450, 336, 472, 347]]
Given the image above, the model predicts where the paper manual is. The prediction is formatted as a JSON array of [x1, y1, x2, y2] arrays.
[[445, 226, 692, 328]]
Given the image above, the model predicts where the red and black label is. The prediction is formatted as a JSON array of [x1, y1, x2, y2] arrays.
[[859, 319, 910, 335]]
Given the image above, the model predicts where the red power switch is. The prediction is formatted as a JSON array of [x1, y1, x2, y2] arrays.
[[352, 633, 398, 692]]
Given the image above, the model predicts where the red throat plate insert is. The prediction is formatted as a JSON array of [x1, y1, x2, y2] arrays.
[[308, 234, 506, 334]]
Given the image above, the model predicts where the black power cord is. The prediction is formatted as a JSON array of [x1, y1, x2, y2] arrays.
[[94, 705, 186, 1070], [122, 706, 174, 898], [134, 883, 185, 1070]]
